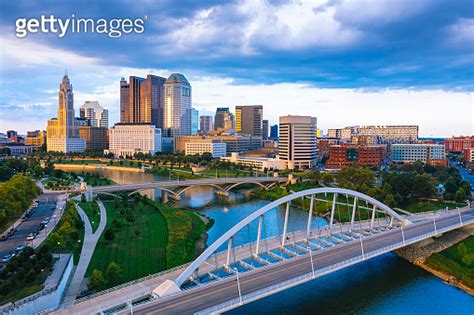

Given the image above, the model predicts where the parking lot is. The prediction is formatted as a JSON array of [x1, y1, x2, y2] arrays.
[[0, 193, 59, 262]]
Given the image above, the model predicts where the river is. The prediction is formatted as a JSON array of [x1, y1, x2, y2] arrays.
[[64, 167, 474, 314]]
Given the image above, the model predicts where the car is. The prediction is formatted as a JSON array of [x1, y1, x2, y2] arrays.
[[1, 254, 13, 263], [37, 225, 45, 232], [16, 244, 26, 252], [26, 233, 35, 241], [0, 235, 8, 242]]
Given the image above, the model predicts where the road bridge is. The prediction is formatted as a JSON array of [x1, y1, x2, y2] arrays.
[[53, 188, 474, 314]]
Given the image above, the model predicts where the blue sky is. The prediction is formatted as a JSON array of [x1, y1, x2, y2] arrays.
[[0, 0, 473, 136]]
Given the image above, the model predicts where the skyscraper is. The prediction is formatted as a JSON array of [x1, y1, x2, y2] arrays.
[[120, 74, 166, 129], [191, 108, 199, 135], [214, 107, 234, 133], [270, 124, 278, 140], [262, 119, 269, 140], [235, 105, 263, 137], [163, 73, 192, 137], [278, 115, 317, 169], [200, 116, 213, 134], [46, 74, 85, 152], [80, 101, 109, 128]]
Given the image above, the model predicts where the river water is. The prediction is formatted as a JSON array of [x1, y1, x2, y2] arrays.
[[66, 167, 474, 314]]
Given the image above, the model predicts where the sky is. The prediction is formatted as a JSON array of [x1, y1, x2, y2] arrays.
[[0, 0, 473, 137]]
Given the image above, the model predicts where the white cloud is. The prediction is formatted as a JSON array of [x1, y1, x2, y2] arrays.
[[446, 18, 474, 45]]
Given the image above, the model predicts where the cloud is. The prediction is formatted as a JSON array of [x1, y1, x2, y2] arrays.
[[446, 18, 474, 45]]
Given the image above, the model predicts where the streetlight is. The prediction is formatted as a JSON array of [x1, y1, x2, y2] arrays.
[[232, 267, 243, 305]]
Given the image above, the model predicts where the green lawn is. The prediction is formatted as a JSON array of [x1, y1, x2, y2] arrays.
[[86, 201, 168, 285], [426, 236, 474, 288], [0, 282, 43, 305], [78, 201, 100, 233]]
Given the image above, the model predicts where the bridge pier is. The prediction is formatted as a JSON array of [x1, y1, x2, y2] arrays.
[[215, 190, 230, 197]]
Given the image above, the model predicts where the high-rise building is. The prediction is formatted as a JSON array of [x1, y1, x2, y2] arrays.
[[214, 107, 234, 133], [120, 75, 166, 129], [200, 116, 213, 134], [329, 125, 418, 144], [46, 74, 85, 152], [262, 120, 269, 140], [79, 126, 108, 151], [270, 124, 278, 140], [278, 115, 317, 169], [80, 101, 109, 128], [191, 108, 199, 135], [163, 73, 192, 137], [235, 105, 263, 137], [108, 123, 162, 157]]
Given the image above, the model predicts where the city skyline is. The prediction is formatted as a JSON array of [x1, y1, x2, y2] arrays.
[[0, 0, 473, 136]]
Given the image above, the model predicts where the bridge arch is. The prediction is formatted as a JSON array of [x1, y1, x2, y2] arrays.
[[224, 181, 269, 192], [176, 184, 228, 196], [175, 187, 411, 286]]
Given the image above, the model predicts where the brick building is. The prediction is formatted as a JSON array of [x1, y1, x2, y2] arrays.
[[326, 145, 387, 169]]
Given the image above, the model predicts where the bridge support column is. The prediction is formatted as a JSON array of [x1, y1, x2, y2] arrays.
[[350, 197, 358, 232], [329, 193, 337, 234], [370, 204, 376, 229], [306, 195, 314, 240], [255, 215, 264, 256], [225, 237, 233, 270], [281, 202, 290, 247], [162, 191, 169, 204]]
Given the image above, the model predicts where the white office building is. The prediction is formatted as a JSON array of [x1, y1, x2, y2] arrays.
[[223, 153, 287, 171], [185, 142, 226, 158], [278, 115, 317, 169], [108, 123, 162, 157], [391, 144, 446, 164], [163, 73, 192, 137], [80, 101, 109, 128]]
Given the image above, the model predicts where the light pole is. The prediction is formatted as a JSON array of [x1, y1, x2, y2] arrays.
[[432, 212, 438, 235], [359, 235, 365, 260], [457, 207, 463, 226], [233, 267, 243, 305], [401, 225, 406, 246], [309, 249, 315, 278]]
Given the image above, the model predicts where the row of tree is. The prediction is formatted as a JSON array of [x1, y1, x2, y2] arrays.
[[0, 175, 41, 229]]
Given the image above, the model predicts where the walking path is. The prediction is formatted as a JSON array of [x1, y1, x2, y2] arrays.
[[62, 200, 107, 304]]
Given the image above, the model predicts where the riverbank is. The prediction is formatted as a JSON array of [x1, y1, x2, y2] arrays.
[[394, 227, 474, 295], [54, 163, 145, 173]]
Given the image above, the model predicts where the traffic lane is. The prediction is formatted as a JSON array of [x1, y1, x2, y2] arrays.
[[0, 194, 57, 257], [136, 213, 474, 315]]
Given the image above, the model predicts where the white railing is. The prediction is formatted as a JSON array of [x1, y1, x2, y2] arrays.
[[195, 217, 474, 315]]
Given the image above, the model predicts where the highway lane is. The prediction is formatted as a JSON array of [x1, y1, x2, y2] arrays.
[[132, 210, 474, 315], [0, 193, 60, 258]]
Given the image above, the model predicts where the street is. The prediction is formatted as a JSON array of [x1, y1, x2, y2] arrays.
[[0, 193, 60, 258]]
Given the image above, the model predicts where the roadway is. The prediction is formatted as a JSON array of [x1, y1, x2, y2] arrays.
[[132, 209, 474, 315], [451, 159, 474, 189], [0, 192, 60, 258]]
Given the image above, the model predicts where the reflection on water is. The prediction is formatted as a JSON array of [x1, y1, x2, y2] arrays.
[[64, 167, 474, 314]]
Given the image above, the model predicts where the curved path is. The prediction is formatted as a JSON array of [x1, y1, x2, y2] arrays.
[[62, 201, 107, 304]]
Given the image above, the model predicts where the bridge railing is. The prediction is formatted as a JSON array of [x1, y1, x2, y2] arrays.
[[195, 217, 474, 315]]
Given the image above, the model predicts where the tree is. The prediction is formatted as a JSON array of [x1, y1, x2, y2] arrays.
[[411, 174, 437, 199], [134, 228, 141, 237], [89, 269, 106, 291], [457, 242, 467, 257], [455, 188, 467, 203], [106, 262, 122, 286], [104, 228, 115, 241], [81, 194, 86, 203]]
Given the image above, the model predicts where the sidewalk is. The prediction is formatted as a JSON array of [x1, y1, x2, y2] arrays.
[[62, 200, 107, 304]]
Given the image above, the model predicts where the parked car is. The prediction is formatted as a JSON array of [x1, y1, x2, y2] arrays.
[[26, 233, 35, 241], [1, 254, 13, 263], [0, 235, 8, 242], [16, 244, 27, 252]]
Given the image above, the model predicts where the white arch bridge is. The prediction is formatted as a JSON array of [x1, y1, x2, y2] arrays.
[[83, 176, 287, 201], [127, 187, 474, 315]]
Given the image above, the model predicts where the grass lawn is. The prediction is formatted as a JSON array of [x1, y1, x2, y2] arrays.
[[426, 236, 474, 288], [77, 172, 114, 186], [78, 201, 100, 233], [86, 201, 168, 285]]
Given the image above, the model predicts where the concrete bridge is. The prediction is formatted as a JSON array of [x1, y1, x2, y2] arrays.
[[53, 187, 474, 315], [82, 176, 288, 202]]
